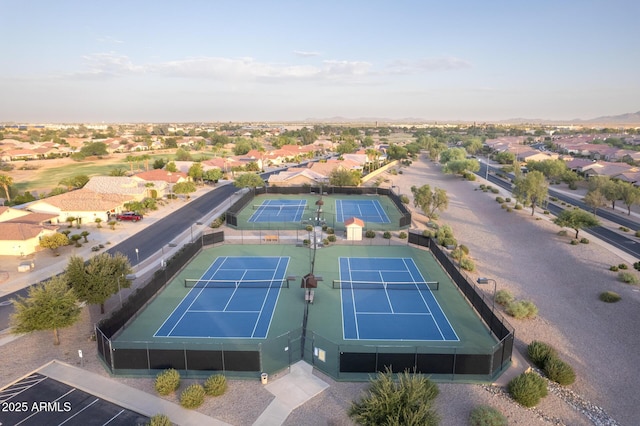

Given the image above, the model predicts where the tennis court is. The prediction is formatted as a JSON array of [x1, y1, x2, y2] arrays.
[[154, 256, 289, 339], [336, 199, 391, 223], [248, 199, 308, 223], [339, 257, 459, 341]]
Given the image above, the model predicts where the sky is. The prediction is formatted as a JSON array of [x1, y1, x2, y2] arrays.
[[1, 0, 639, 123]]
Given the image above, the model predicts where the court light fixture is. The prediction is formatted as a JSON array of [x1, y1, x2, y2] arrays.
[[476, 277, 497, 310]]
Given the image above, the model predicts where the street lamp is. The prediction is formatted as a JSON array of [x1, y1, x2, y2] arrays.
[[135, 248, 139, 265], [477, 277, 497, 310]]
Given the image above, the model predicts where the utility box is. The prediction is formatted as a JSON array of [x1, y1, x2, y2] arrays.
[[261, 373, 268, 384]]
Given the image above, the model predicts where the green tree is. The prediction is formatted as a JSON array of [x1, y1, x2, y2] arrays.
[[188, 162, 204, 184], [10, 275, 82, 345], [583, 189, 607, 215], [0, 173, 13, 203], [527, 159, 567, 182], [439, 147, 467, 164], [165, 161, 178, 172], [329, 168, 361, 187], [233, 173, 265, 189], [553, 208, 600, 239], [66, 253, 133, 314], [109, 167, 127, 176], [442, 159, 480, 175], [153, 158, 166, 169], [80, 141, 108, 157], [619, 182, 640, 215], [349, 368, 440, 426], [172, 181, 197, 199], [463, 137, 484, 155], [386, 144, 408, 160], [411, 184, 449, 220], [203, 168, 223, 183], [513, 171, 548, 216], [39, 232, 70, 255], [175, 148, 192, 161], [494, 151, 515, 165], [336, 139, 358, 155]]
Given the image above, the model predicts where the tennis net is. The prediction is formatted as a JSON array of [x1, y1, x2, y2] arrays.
[[185, 278, 289, 289], [332, 280, 439, 291], [252, 204, 309, 210]]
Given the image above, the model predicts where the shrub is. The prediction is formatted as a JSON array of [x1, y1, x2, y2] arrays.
[[491, 188, 499, 194], [398, 231, 407, 239], [180, 384, 206, 409], [382, 230, 392, 240], [634, 261, 640, 271], [468, 405, 508, 426], [599, 291, 621, 303], [326, 227, 335, 235], [365, 230, 376, 238], [441, 237, 457, 248], [494, 290, 514, 306], [210, 216, 225, 228], [204, 374, 227, 396], [495, 196, 504, 203], [460, 258, 475, 271], [544, 357, 576, 386], [322, 224, 328, 231], [303, 239, 310, 246], [459, 244, 469, 255], [422, 229, 435, 238], [609, 265, 619, 272], [349, 368, 440, 426], [543, 210, 550, 215], [155, 369, 180, 395], [305, 225, 313, 232], [636, 230, 640, 238], [508, 372, 548, 407], [327, 234, 336, 242], [148, 414, 172, 426], [580, 238, 589, 244], [322, 238, 329, 245], [451, 248, 464, 261], [514, 204, 523, 210], [619, 226, 630, 232], [506, 300, 538, 319], [479, 184, 486, 190], [400, 195, 410, 204], [527, 341, 557, 369], [619, 272, 639, 285], [501, 203, 507, 209], [466, 172, 476, 181], [570, 239, 579, 245], [506, 207, 513, 212], [618, 263, 628, 270]]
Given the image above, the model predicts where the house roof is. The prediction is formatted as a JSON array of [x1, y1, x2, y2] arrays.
[[345, 217, 365, 227], [84, 176, 148, 195], [29, 189, 134, 212], [134, 169, 187, 183], [0, 222, 56, 241]]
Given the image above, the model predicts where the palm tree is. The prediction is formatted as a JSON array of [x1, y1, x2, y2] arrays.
[[0, 173, 13, 203]]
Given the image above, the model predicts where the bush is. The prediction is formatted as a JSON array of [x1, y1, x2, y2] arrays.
[[382, 231, 392, 239], [609, 265, 619, 272], [400, 195, 410, 204], [365, 230, 376, 238], [599, 291, 621, 303], [506, 207, 513, 212], [506, 300, 538, 319], [494, 290, 514, 307], [543, 210, 550, 215], [422, 229, 435, 238], [180, 383, 206, 409], [495, 196, 504, 203], [305, 225, 313, 232], [618, 263, 628, 270], [204, 374, 227, 396], [619, 272, 639, 285], [580, 238, 589, 244], [460, 258, 475, 271], [636, 230, 640, 238], [527, 341, 557, 369], [505, 197, 511, 202], [501, 203, 507, 209], [634, 261, 640, 271], [322, 238, 329, 245], [570, 239, 579, 245], [148, 414, 172, 426], [514, 204, 523, 210], [155, 369, 180, 395], [210, 216, 225, 228], [441, 237, 457, 248], [459, 244, 469, 255], [398, 231, 407, 239], [468, 405, 508, 426], [544, 357, 576, 386], [508, 372, 548, 407], [619, 226, 630, 232], [326, 227, 335, 235], [327, 234, 336, 242], [491, 188, 499, 194]]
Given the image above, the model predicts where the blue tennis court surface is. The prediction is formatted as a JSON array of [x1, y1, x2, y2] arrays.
[[249, 199, 307, 222], [155, 256, 289, 339], [340, 257, 459, 341], [336, 199, 391, 223]]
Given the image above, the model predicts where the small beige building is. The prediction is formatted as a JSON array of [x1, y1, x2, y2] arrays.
[[345, 217, 364, 241], [0, 207, 59, 256]]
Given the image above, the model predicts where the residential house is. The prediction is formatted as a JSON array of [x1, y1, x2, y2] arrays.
[[0, 206, 59, 256], [133, 169, 189, 197], [28, 189, 135, 225], [84, 176, 149, 201]]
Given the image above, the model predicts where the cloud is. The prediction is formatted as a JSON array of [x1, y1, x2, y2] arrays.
[[69, 52, 144, 79], [293, 50, 321, 57], [385, 57, 472, 74]]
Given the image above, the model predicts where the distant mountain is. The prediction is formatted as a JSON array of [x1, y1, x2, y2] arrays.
[[583, 111, 640, 124]]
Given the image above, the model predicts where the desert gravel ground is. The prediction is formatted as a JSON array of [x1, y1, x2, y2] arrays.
[[1, 155, 639, 425]]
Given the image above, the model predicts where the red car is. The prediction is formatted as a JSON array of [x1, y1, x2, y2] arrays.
[[115, 212, 143, 222]]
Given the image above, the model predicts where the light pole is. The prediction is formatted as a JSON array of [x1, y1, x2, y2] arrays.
[[485, 153, 489, 181], [135, 248, 139, 265], [477, 277, 497, 310]]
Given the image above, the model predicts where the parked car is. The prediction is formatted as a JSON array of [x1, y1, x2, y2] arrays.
[[115, 212, 143, 221]]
